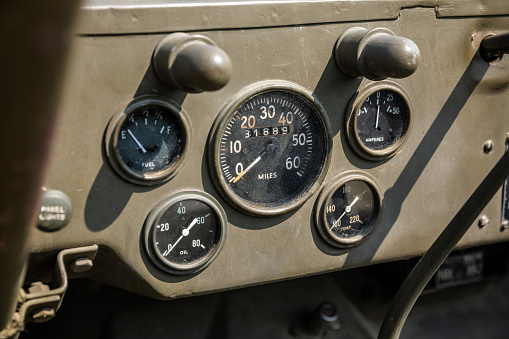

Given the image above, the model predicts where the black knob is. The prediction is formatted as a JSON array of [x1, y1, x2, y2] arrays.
[[306, 301, 341, 335], [480, 32, 509, 63], [153, 33, 233, 93], [335, 27, 420, 81]]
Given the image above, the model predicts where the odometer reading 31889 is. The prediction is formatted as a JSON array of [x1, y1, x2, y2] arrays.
[[209, 82, 331, 216]]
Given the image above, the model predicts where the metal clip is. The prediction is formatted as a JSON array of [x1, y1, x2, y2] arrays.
[[1, 245, 98, 338]]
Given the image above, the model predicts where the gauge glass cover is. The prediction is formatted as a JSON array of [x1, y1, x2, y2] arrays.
[[316, 174, 382, 247], [356, 90, 409, 150], [144, 192, 227, 274], [347, 83, 412, 160], [107, 96, 189, 185], [210, 82, 331, 216]]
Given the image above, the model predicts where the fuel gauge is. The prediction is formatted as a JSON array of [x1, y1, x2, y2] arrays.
[[315, 173, 383, 248], [105, 95, 190, 185]]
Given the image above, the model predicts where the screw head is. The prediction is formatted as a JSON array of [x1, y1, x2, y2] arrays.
[[501, 221, 509, 231], [28, 282, 50, 295], [483, 140, 494, 154], [70, 258, 93, 273], [478, 215, 489, 228], [32, 308, 55, 323]]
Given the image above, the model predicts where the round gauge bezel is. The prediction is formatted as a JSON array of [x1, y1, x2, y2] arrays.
[[345, 81, 413, 161], [208, 80, 333, 217], [143, 190, 227, 275], [315, 171, 383, 248], [105, 95, 191, 186]]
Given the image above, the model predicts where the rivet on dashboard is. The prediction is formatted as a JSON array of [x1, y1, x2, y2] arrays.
[[478, 215, 489, 228], [483, 140, 493, 154]]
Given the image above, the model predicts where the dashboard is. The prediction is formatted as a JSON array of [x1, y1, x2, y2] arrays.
[[26, 0, 509, 304]]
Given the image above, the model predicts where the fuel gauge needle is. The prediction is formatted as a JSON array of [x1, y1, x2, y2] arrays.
[[128, 129, 147, 153], [231, 150, 267, 183]]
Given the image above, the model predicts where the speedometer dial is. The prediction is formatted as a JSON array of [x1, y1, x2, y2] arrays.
[[209, 81, 332, 216]]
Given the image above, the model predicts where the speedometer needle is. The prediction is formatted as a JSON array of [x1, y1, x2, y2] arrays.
[[164, 217, 198, 256], [330, 196, 360, 230], [231, 150, 267, 183], [128, 129, 147, 153]]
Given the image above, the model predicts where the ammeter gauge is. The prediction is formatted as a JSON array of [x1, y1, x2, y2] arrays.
[[143, 191, 227, 275], [346, 82, 412, 160], [208, 81, 332, 216], [315, 173, 383, 248], [105, 95, 190, 185]]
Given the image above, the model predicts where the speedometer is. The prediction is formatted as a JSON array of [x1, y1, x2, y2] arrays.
[[208, 81, 332, 216]]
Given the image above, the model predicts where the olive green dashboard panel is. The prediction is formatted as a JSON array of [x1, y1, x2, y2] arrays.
[[28, 2, 509, 299]]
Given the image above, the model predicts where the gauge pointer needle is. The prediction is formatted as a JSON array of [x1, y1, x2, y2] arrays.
[[345, 196, 359, 213], [165, 217, 198, 256], [375, 105, 380, 130], [330, 196, 360, 230], [231, 150, 267, 184], [127, 129, 147, 154]]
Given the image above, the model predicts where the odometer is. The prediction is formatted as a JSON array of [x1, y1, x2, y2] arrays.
[[209, 81, 332, 216]]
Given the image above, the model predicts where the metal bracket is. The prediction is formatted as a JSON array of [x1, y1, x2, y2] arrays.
[[0, 245, 98, 339]]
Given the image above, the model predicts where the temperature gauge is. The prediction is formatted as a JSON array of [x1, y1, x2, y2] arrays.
[[346, 82, 412, 160], [315, 173, 383, 248], [143, 191, 227, 275]]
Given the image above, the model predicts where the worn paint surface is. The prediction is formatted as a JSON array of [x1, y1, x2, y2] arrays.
[[25, 2, 509, 300]]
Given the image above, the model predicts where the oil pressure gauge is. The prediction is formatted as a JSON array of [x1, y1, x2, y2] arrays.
[[315, 172, 383, 248], [346, 82, 412, 160], [105, 95, 190, 185], [143, 191, 227, 275], [208, 81, 332, 216]]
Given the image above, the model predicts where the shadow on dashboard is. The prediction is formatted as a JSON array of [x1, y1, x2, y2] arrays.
[[343, 52, 491, 266], [84, 163, 152, 232], [84, 66, 188, 232]]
